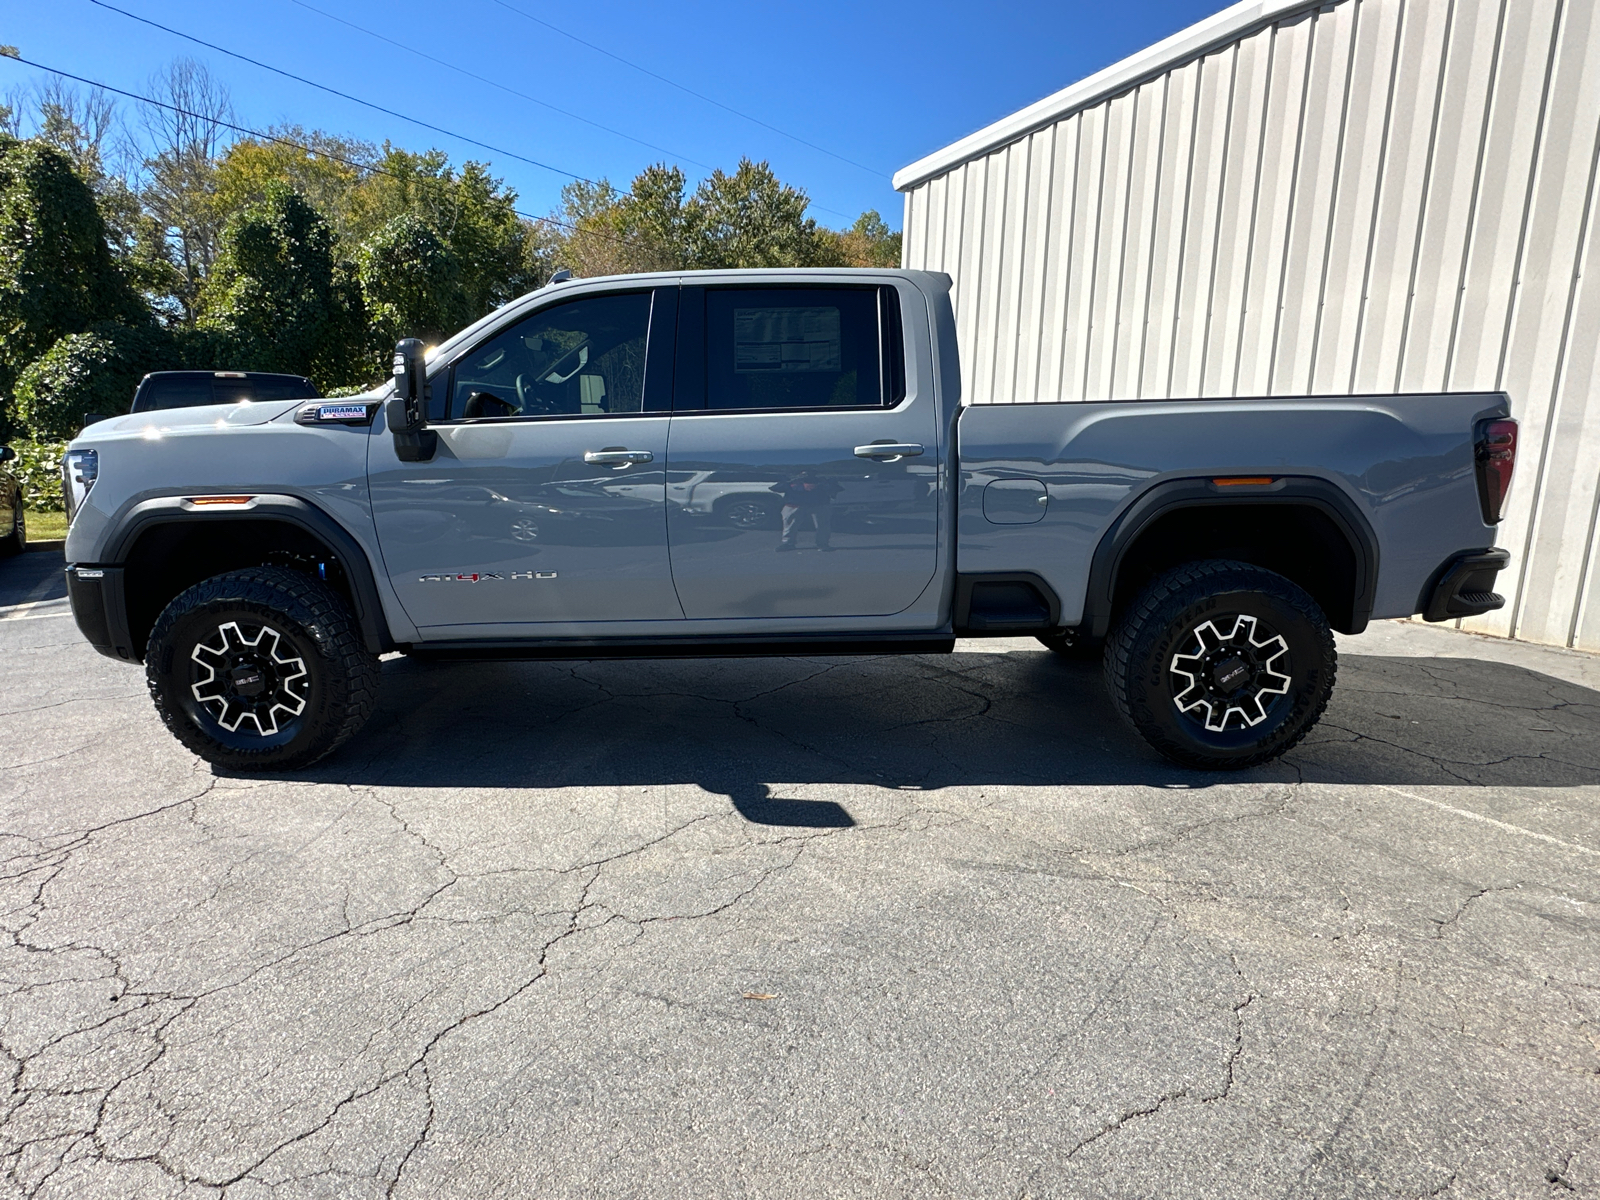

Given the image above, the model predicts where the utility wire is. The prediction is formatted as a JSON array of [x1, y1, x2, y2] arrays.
[[281, 0, 717, 173], [0, 52, 641, 248], [484, 0, 887, 179], [269, 0, 851, 220], [83, 0, 858, 220], [85, 0, 587, 182]]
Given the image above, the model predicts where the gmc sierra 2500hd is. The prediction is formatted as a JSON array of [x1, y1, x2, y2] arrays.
[[60, 268, 1517, 772]]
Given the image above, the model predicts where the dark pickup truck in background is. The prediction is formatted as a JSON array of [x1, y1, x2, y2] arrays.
[[128, 371, 320, 413]]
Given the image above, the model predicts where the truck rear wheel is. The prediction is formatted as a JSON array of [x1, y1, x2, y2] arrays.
[[145, 567, 380, 771], [1104, 560, 1335, 770]]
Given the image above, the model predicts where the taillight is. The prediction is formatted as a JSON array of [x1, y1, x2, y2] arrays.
[[1474, 418, 1517, 524]]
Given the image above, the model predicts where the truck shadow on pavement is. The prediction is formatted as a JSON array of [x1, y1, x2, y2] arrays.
[[270, 647, 1600, 827]]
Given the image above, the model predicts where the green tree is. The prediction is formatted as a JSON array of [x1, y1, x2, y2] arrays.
[[358, 214, 471, 348], [14, 321, 176, 438], [9, 79, 178, 323], [0, 136, 146, 428], [212, 127, 375, 249], [686, 158, 832, 270], [201, 184, 368, 387], [138, 59, 235, 326], [355, 148, 537, 319], [560, 165, 692, 277], [553, 158, 851, 278], [547, 158, 844, 277], [831, 210, 903, 268]]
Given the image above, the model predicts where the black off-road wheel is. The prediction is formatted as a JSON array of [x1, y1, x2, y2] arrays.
[[146, 567, 380, 771], [1104, 560, 1335, 770]]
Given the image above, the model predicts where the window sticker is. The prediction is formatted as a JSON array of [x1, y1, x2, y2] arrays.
[[733, 307, 841, 373]]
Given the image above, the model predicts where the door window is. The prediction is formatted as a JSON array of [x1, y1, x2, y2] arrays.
[[445, 292, 652, 420], [696, 287, 890, 412]]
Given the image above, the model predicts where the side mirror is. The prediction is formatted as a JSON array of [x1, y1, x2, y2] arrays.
[[0, 446, 14, 464], [387, 337, 437, 462], [82, 413, 107, 428]]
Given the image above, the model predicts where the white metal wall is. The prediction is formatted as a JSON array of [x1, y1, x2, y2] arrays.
[[901, 0, 1600, 651]]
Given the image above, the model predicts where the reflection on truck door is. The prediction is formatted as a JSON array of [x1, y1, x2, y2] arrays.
[[369, 288, 683, 629], [663, 285, 938, 619]]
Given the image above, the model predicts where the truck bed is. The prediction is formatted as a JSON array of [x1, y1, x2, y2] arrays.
[[955, 391, 1508, 631]]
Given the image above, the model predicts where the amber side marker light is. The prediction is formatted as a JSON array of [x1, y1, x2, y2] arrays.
[[187, 495, 256, 506], [1212, 477, 1275, 487]]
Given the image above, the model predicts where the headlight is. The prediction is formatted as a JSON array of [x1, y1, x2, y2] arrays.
[[62, 449, 98, 525]]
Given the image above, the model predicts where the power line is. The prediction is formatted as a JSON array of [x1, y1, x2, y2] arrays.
[[483, 0, 888, 179], [281, 0, 718, 174], [85, 0, 587, 182], [265, 0, 853, 221], [0, 52, 637, 247], [82, 0, 860, 222]]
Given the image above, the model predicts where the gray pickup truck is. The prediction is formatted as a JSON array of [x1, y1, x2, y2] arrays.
[[60, 268, 1517, 772]]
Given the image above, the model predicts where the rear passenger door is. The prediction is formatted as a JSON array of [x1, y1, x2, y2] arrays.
[[663, 284, 938, 619]]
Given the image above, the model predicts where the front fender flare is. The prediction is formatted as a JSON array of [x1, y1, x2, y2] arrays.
[[103, 495, 395, 656]]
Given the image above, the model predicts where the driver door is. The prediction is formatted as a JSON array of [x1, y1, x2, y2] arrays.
[[370, 287, 683, 631]]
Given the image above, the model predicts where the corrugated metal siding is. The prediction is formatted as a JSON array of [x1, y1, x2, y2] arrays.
[[901, 0, 1600, 651]]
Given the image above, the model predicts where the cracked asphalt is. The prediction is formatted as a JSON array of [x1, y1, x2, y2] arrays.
[[0, 549, 1596, 1199]]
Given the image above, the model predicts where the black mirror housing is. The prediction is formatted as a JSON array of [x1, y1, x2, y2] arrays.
[[0, 445, 14, 464], [389, 337, 436, 462]]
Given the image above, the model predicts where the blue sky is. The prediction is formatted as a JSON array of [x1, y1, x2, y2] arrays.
[[4, 0, 1231, 230]]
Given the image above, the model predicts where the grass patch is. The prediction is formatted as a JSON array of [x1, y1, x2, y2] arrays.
[[24, 510, 67, 542]]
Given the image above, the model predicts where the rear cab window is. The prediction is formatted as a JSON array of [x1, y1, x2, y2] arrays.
[[676, 285, 907, 413]]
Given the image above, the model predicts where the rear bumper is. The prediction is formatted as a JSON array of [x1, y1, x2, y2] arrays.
[[1421, 549, 1510, 623], [65, 565, 137, 661]]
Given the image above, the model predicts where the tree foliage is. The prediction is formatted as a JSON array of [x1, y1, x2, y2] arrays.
[[358, 214, 471, 348], [6, 438, 66, 512], [360, 148, 540, 315], [690, 158, 831, 269], [137, 59, 234, 326], [14, 321, 174, 439], [557, 158, 853, 276], [0, 136, 147, 429], [201, 185, 368, 386], [832, 210, 902, 268]]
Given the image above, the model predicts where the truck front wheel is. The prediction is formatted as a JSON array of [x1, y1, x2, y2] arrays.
[[1104, 560, 1335, 770], [145, 567, 380, 771]]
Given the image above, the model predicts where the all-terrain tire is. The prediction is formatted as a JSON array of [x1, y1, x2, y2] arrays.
[[1104, 560, 1336, 770], [146, 567, 380, 771]]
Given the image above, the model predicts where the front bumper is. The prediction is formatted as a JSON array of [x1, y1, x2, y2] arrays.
[[1421, 548, 1511, 623], [65, 565, 137, 661]]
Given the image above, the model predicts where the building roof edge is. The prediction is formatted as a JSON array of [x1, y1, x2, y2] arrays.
[[892, 0, 1335, 192]]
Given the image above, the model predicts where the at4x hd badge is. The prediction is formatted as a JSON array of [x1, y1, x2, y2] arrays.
[[419, 571, 557, 582]]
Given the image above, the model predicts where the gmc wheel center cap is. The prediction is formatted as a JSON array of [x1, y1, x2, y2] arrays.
[[1211, 656, 1251, 692], [229, 663, 267, 697]]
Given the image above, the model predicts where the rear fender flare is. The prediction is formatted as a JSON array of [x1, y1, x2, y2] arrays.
[[1081, 476, 1379, 639]]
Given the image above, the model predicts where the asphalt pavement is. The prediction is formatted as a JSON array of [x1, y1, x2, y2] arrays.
[[0, 550, 1595, 1199]]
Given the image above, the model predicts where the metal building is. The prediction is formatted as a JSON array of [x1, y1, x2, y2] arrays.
[[895, 0, 1600, 651]]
